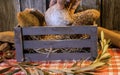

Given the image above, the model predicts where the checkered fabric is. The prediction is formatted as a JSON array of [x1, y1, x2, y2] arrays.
[[96, 48, 120, 75], [0, 48, 120, 75]]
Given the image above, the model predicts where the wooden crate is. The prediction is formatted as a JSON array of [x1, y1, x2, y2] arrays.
[[14, 26, 97, 62]]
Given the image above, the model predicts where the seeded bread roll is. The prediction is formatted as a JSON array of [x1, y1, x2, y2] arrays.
[[73, 9, 100, 25], [17, 8, 40, 27], [17, 8, 45, 27], [30, 9, 46, 26]]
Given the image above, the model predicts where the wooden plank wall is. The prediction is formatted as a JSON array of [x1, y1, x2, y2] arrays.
[[102, 0, 120, 31], [0, 0, 18, 31], [0, 0, 120, 31], [19, 0, 46, 13]]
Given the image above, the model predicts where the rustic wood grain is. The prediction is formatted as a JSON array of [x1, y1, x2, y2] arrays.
[[20, 0, 46, 13], [113, 0, 120, 31], [15, 0, 21, 13], [101, 0, 120, 31], [0, 0, 18, 31], [101, 0, 114, 29], [81, 0, 99, 10]]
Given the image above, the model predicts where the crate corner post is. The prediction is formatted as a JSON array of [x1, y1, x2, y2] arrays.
[[14, 27, 24, 62]]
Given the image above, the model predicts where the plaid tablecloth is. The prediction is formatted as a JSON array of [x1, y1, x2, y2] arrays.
[[0, 48, 120, 75]]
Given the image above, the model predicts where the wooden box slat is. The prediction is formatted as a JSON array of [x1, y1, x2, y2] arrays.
[[24, 40, 92, 49], [25, 53, 91, 61], [14, 26, 97, 62], [22, 26, 96, 35]]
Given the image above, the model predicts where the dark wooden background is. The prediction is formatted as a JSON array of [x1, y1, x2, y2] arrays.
[[0, 0, 120, 31]]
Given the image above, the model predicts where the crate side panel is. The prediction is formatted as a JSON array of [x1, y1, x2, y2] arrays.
[[15, 26, 97, 61]]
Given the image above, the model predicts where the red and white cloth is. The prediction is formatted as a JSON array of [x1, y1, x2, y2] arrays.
[[0, 48, 120, 75]]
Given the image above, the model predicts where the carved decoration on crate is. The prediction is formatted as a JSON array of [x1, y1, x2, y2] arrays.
[[14, 26, 97, 62]]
